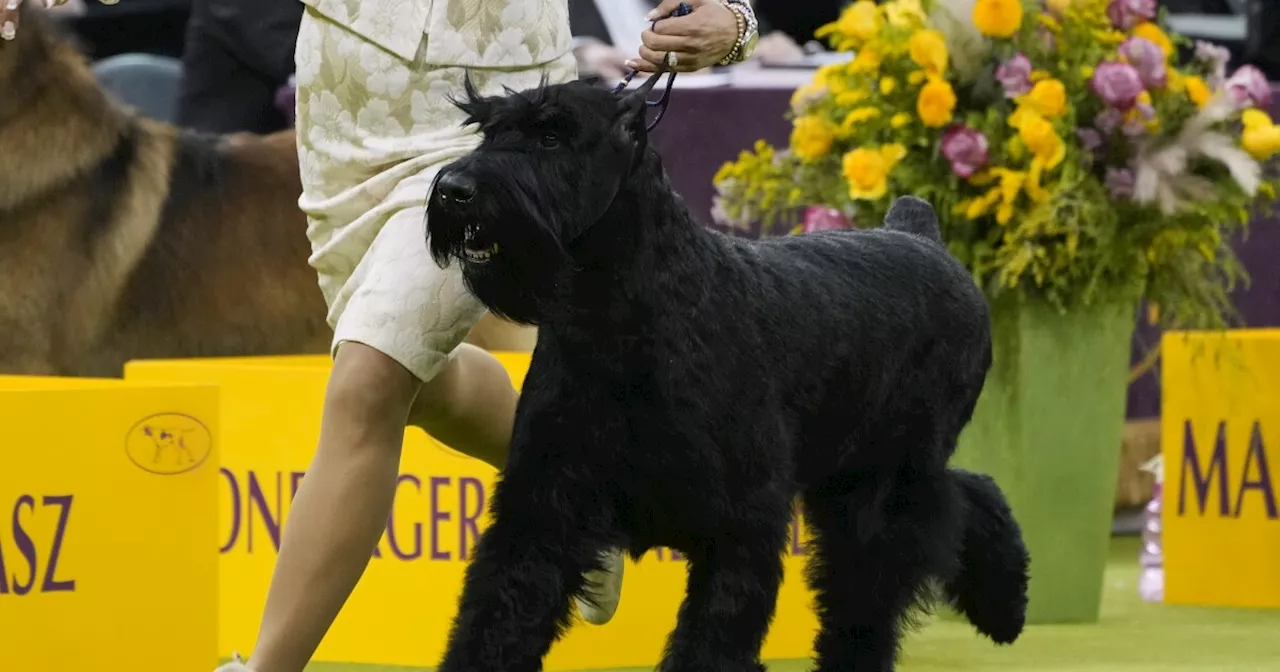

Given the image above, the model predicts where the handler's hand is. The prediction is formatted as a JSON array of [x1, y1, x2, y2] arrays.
[[627, 0, 739, 74], [3, 0, 118, 41]]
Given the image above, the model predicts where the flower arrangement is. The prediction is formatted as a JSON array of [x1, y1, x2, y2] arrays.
[[712, 0, 1280, 328]]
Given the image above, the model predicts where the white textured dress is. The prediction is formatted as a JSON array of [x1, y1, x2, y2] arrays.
[[295, 0, 576, 380]]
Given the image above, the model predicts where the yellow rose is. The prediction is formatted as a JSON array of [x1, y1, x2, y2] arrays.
[[1024, 78, 1067, 117], [1183, 76, 1211, 108], [916, 77, 957, 128], [1132, 22, 1173, 59], [791, 116, 837, 161], [1015, 110, 1066, 168], [908, 29, 949, 75], [842, 144, 907, 200], [972, 0, 1023, 38]]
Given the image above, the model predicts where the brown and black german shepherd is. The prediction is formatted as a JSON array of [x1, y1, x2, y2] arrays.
[[0, 8, 531, 377], [0, 7, 329, 376]]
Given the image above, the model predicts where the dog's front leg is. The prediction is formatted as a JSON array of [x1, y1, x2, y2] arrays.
[[437, 489, 603, 672]]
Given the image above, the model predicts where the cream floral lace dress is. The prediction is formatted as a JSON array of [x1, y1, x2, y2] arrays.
[[295, 0, 577, 382]]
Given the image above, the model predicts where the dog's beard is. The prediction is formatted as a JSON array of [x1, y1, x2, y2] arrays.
[[426, 180, 569, 326]]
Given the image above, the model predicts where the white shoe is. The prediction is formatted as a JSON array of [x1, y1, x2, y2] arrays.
[[214, 652, 254, 671], [576, 548, 625, 625]]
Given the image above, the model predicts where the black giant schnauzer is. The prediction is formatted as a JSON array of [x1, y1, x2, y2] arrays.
[[425, 73, 1030, 672]]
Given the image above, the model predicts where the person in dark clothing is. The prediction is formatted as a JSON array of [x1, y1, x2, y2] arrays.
[[751, 0, 849, 45], [175, 0, 303, 134]]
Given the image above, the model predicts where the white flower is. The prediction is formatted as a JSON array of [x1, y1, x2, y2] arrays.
[[356, 99, 406, 138], [481, 27, 535, 67]]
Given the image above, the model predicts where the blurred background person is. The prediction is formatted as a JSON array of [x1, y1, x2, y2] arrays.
[[174, 0, 302, 134]]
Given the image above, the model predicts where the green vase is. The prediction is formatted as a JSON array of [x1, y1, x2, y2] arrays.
[[951, 296, 1138, 624]]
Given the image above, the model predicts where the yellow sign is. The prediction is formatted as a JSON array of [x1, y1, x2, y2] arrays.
[[0, 376, 220, 671], [1161, 330, 1280, 609], [125, 356, 821, 669]]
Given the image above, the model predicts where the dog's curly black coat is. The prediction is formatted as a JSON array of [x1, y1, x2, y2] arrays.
[[425, 73, 1030, 672]]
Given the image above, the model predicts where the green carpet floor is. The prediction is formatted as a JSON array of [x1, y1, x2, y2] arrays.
[[300, 537, 1279, 672]]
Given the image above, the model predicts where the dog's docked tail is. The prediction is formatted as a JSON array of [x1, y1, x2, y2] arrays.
[[941, 468, 1030, 645], [883, 195, 943, 244]]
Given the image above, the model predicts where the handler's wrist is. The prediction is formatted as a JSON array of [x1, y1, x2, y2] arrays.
[[717, 0, 759, 65]]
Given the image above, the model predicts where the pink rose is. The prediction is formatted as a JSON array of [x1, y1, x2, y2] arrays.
[[802, 207, 852, 233], [996, 53, 1033, 99], [1091, 61, 1145, 110], [1119, 37, 1167, 89], [1226, 65, 1272, 110], [941, 126, 990, 178], [1106, 0, 1157, 30]]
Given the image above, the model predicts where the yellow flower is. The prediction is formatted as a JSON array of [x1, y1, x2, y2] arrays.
[[890, 112, 912, 128], [1015, 110, 1066, 168], [817, 0, 883, 45], [908, 29, 949, 75], [849, 47, 883, 73], [1132, 22, 1173, 59], [1024, 78, 1067, 117], [885, 0, 926, 28], [972, 0, 1023, 38], [908, 70, 928, 85], [835, 90, 868, 107], [842, 107, 882, 129], [1045, 0, 1071, 14], [1241, 111, 1280, 160], [842, 144, 907, 200], [791, 115, 837, 161], [1243, 109, 1273, 130], [994, 168, 1026, 224], [880, 77, 897, 95], [916, 77, 956, 128]]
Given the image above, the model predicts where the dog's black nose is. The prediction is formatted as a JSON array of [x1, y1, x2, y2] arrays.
[[437, 172, 477, 204]]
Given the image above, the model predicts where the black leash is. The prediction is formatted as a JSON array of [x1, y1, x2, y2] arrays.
[[612, 2, 694, 132]]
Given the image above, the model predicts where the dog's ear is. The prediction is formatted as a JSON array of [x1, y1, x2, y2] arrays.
[[450, 72, 495, 127], [612, 73, 661, 143]]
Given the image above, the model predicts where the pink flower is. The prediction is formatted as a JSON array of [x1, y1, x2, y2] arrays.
[[802, 207, 852, 233], [1119, 37, 1167, 89], [1226, 65, 1272, 110], [996, 53, 1033, 98], [1091, 61, 1145, 110], [1106, 0, 1156, 31], [941, 126, 990, 178]]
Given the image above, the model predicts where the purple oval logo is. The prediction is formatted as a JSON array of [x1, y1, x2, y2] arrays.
[[125, 414, 213, 475]]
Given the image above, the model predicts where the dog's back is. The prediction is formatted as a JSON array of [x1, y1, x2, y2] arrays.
[[0, 8, 330, 376]]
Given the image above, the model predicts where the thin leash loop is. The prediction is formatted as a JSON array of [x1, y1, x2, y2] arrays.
[[612, 2, 694, 132]]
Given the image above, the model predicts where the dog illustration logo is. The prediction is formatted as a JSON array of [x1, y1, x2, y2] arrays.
[[125, 414, 213, 475]]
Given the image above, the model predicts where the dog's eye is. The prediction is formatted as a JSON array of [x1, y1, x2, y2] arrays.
[[539, 132, 561, 149]]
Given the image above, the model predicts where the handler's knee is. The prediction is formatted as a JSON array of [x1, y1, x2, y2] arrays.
[[321, 341, 422, 453]]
